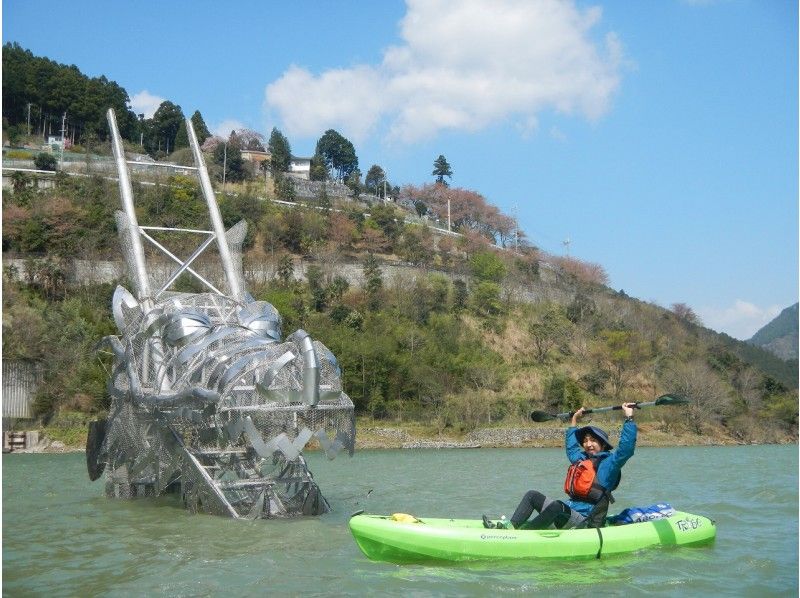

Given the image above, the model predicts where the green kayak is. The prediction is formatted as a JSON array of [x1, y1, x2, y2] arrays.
[[349, 511, 716, 563]]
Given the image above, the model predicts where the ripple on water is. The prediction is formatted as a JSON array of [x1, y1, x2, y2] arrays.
[[3, 447, 797, 597]]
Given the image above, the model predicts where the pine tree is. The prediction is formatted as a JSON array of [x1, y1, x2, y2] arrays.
[[190, 110, 211, 144], [268, 127, 292, 174], [432, 155, 453, 186]]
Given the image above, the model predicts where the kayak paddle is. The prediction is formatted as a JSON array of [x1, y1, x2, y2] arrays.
[[530, 393, 690, 423]]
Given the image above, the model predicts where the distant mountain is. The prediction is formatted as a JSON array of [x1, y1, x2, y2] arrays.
[[748, 303, 799, 361]]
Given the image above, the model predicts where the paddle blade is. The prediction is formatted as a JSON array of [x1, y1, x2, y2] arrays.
[[655, 393, 691, 406], [530, 410, 555, 422]]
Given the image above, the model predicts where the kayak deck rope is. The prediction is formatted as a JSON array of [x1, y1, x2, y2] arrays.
[[595, 527, 604, 559]]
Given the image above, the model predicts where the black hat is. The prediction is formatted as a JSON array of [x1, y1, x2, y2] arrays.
[[576, 425, 613, 451]]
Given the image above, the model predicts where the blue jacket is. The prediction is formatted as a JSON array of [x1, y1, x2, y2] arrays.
[[564, 420, 637, 516]]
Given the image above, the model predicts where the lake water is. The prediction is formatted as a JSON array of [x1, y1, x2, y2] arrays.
[[3, 445, 797, 596]]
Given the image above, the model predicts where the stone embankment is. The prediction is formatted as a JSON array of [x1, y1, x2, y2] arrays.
[[465, 427, 565, 447], [4, 254, 575, 309], [357, 426, 569, 449], [401, 441, 481, 449]]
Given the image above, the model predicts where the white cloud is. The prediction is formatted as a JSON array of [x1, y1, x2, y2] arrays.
[[211, 119, 248, 138], [697, 300, 783, 340], [264, 0, 623, 143], [265, 65, 385, 140], [129, 90, 165, 119]]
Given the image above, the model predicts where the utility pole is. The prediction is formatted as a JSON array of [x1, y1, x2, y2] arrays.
[[26, 103, 32, 136], [59, 112, 67, 168], [447, 198, 451, 232]]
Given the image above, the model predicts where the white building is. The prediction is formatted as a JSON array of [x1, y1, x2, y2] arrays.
[[289, 157, 311, 180]]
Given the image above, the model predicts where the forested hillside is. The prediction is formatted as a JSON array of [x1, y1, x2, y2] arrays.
[[2, 175, 796, 444], [748, 303, 799, 361], [2, 43, 139, 143]]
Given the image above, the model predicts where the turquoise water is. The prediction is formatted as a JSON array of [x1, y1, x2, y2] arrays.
[[3, 445, 797, 596]]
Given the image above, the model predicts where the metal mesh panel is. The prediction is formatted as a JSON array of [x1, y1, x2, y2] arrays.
[[97, 289, 354, 519]]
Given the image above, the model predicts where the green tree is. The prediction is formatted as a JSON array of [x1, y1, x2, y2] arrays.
[[327, 275, 350, 302], [365, 164, 386, 197], [315, 129, 358, 182], [214, 131, 246, 183], [276, 254, 294, 286], [307, 264, 327, 311], [545, 373, 587, 412], [363, 254, 383, 311], [268, 127, 292, 174], [452, 279, 468, 312], [397, 225, 432, 267], [309, 153, 328, 181], [432, 154, 452, 186], [367, 203, 403, 244], [470, 250, 506, 283], [345, 168, 362, 197], [152, 101, 184, 154], [33, 152, 58, 171], [471, 281, 503, 318], [174, 119, 189, 149], [190, 110, 211, 144], [274, 175, 296, 202]]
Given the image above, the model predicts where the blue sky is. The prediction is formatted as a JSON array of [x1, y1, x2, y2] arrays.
[[4, 0, 797, 339]]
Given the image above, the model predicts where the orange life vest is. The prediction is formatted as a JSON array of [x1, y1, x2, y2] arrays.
[[563, 455, 616, 504]]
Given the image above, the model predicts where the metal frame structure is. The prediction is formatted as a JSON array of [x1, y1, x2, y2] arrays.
[[86, 109, 354, 519]]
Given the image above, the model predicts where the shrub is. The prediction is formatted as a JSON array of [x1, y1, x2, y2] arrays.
[[33, 152, 58, 171], [544, 373, 587, 412], [470, 250, 506, 282]]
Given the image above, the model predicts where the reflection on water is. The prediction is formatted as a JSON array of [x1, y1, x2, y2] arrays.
[[3, 446, 797, 597]]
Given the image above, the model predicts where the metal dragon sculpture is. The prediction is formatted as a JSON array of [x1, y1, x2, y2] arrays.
[[86, 109, 355, 519]]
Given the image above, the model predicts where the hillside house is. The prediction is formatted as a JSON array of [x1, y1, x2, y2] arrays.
[[240, 151, 310, 180], [241, 148, 270, 165], [289, 157, 311, 180]]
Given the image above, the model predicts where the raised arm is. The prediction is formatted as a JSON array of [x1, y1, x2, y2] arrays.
[[611, 402, 637, 466], [565, 407, 586, 463]]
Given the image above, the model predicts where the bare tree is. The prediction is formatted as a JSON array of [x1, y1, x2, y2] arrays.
[[528, 304, 573, 363], [592, 330, 650, 399], [666, 360, 733, 433], [551, 256, 609, 286], [671, 302, 702, 326]]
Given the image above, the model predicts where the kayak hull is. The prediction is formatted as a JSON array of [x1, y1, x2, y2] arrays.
[[349, 511, 716, 563]]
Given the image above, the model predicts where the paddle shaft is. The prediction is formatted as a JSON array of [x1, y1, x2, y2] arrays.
[[562, 401, 649, 419], [530, 394, 690, 422], [532, 401, 653, 422]]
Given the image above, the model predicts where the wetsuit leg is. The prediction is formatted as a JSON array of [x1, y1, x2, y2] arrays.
[[510, 490, 546, 528], [527, 500, 572, 529]]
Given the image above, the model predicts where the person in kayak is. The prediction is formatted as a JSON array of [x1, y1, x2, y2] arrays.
[[483, 402, 637, 530]]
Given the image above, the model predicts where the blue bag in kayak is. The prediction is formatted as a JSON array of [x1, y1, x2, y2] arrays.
[[608, 503, 675, 525]]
